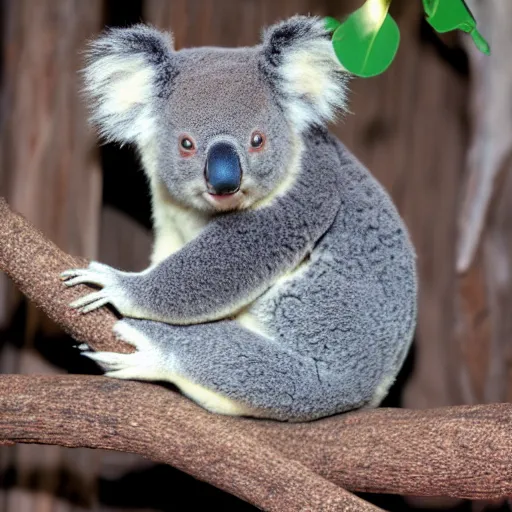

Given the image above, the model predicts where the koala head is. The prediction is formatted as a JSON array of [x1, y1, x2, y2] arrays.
[[84, 16, 349, 212]]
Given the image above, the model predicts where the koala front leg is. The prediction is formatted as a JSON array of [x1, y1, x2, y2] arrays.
[[61, 201, 315, 323]]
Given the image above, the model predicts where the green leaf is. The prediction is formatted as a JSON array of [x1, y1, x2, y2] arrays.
[[331, 0, 400, 78], [424, 0, 473, 32], [324, 16, 341, 34], [423, 0, 490, 55], [470, 28, 490, 55], [422, 0, 439, 18]]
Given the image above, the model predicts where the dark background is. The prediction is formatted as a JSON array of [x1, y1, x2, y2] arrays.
[[1, 0, 511, 510]]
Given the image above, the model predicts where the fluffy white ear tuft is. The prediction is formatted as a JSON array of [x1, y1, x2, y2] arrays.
[[83, 24, 176, 146], [261, 16, 350, 132]]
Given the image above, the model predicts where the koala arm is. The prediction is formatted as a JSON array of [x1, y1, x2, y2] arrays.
[[62, 133, 343, 324]]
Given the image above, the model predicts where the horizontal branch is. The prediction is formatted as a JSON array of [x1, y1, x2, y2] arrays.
[[1, 373, 510, 502], [255, 403, 512, 499], [0, 374, 378, 512], [1, 196, 511, 505]]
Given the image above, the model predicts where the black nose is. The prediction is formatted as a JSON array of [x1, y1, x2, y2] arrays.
[[205, 141, 242, 195]]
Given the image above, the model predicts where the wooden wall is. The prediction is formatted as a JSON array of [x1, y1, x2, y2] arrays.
[[1, 0, 510, 510]]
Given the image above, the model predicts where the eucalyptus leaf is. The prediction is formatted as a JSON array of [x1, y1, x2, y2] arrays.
[[470, 28, 490, 55], [331, 0, 400, 78], [423, 0, 490, 55], [324, 16, 341, 34], [422, 0, 438, 18]]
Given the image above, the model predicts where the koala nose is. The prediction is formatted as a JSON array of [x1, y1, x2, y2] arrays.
[[205, 141, 242, 195]]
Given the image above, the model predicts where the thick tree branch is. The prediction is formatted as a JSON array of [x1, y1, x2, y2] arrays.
[[0, 197, 128, 353], [0, 374, 378, 512], [253, 403, 512, 499], [0, 373, 510, 502], [1, 196, 511, 506]]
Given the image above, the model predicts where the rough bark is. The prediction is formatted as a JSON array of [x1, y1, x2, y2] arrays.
[[0, 197, 127, 355], [0, 374, 382, 512], [0, 376, 511, 503]]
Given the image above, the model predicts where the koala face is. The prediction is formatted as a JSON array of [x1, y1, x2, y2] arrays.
[[155, 48, 293, 212], [83, 17, 349, 212]]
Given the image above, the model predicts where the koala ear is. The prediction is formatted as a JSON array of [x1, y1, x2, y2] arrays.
[[260, 15, 349, 132], [83, 24, 176, 146]]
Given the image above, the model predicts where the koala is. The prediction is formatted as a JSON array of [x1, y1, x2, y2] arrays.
[[61, 15, 417, 422]]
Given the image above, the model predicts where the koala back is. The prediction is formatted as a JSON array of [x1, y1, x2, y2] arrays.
[[248, 132, 417, 414]]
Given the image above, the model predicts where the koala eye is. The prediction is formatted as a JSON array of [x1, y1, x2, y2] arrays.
[[250, 132, 265, 151], [179, 136, 197, 156]]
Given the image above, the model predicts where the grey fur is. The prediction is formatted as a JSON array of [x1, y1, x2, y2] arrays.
[[62, 16, 417, 422], [83, 24, 177, 144], [65, 131, 342, 324], [156, 45, 295, 212], [260, 16, 350, 129]]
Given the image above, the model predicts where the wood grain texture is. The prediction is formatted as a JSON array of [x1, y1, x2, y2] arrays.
[[0, 375, 383, 512], [144, 0, 358, 48], [0, 198, 127, 355], [0, 374, 511, 503]]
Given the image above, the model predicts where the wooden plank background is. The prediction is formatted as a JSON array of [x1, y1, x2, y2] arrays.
[[1, 0, 510, 510]]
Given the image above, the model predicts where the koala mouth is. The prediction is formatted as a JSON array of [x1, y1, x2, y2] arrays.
[[203, 190, 244, 211], [206, 182, 239, 197], [207, 190, 238, 198]]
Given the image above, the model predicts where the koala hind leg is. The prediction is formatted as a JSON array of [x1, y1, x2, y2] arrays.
[[86, 318, 331, 421]]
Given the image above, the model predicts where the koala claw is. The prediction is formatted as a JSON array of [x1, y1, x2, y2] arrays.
[[82, 320, 166, 381], [84, 351, 146, 379], [61, 261, 133, 316], [69, 290, 111, 314], [61, 261, 118, 287]]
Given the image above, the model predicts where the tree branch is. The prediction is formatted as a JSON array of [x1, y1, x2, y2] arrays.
[[0, 197, 128, 353], [253, 403, 512, 499], [1, 196, 511, 507], [0, 374, 379, 512]]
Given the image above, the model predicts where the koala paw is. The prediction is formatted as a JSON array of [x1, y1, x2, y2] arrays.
[[82, 320, 167, 381], [61, 261, 134, 315]]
